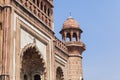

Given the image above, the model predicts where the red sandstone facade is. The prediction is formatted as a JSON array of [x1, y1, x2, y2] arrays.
[[0, 0, 85, 80]]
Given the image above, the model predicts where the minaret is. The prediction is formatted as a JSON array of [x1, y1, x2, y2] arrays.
[[60, 17, 86, 80]]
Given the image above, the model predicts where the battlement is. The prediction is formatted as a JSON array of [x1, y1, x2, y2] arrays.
[[15, 0, 53, 28]]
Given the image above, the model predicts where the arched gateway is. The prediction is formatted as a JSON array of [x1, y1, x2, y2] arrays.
[[20, 43, 46, 80]]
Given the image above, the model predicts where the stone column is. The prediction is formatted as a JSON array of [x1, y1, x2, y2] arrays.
[[63, 32, 66, 42], [0, 6, 2, 76], [77, 31, 80, 42], [70, 31, 73, 42], [1, 1, 11, 79]]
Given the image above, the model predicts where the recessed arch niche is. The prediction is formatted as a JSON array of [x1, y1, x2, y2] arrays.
[[20, 43, 46, 80]]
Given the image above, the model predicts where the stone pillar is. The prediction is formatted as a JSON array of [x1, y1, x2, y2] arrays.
[[62, 32, 66, 42], [70, 31, 73, 42], [77, 32, 80, 42], [1, 1, 11, 79], [0, 6, 2, 76]]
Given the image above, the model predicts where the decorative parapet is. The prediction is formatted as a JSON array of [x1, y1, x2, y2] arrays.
[[54, 37, 68, 53], [14, 0, 53, 28]]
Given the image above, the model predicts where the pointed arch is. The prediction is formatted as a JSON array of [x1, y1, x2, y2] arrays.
[[20, 43, 46, 80]]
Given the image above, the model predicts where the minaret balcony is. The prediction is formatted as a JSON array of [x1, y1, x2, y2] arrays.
[[65, 41, 86, 50]]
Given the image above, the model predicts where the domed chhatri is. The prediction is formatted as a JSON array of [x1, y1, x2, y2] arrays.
[[62, 17, 80, 30], [60, 17, 83, 43]]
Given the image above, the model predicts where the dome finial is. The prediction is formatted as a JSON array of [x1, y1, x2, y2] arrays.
[[68, 11, 72, 18], [69, 12, 72, 16]]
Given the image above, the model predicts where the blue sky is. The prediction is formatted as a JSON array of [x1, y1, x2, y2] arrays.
[[54, 0, 120, 80]]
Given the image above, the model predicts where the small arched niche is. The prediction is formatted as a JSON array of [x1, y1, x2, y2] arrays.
[[56, 67, 64, 80], [34, 74, 41, 80], [23, 74, 28, 80]]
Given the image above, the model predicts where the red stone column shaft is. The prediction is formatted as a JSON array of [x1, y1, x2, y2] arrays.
[[2, 5, 11, 80], [77, 32, 80, 42], [70, 31, 73, 42]]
